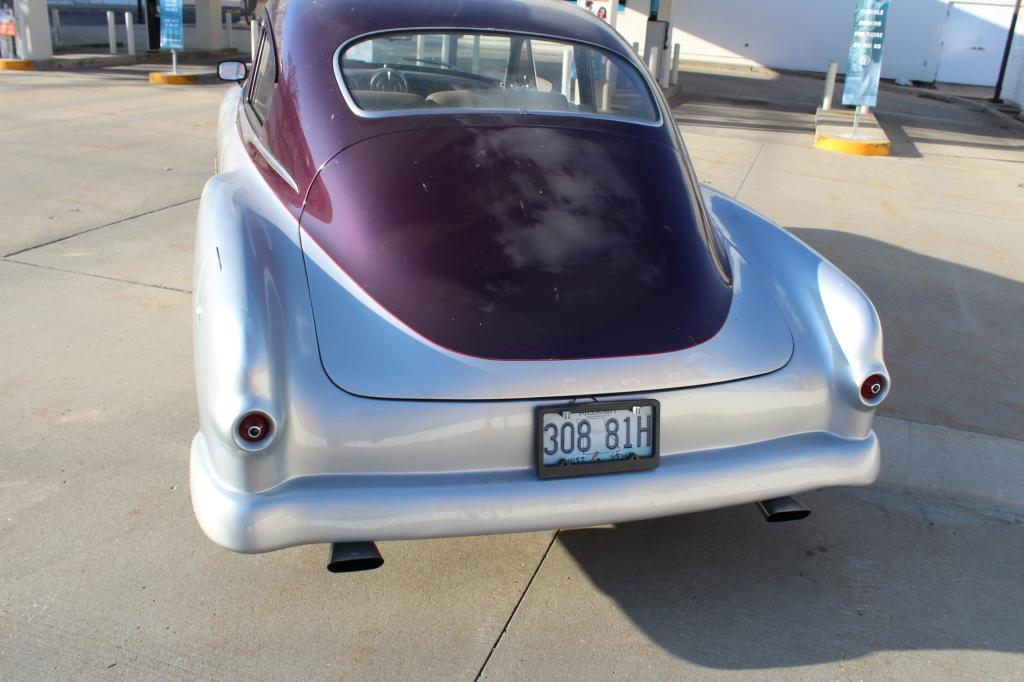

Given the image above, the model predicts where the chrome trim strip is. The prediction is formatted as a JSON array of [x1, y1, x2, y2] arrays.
[[239, 108, 299, 193], [330, 29, 664, 128]]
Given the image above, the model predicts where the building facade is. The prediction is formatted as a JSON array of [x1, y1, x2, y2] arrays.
[[574, 0, 1024, 105]]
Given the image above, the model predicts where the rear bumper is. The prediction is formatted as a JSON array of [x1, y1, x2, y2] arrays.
[[190, 429, 880, 553]]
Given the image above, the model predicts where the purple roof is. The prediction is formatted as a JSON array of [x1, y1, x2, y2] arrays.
[[260, 0, 657, 199], [244, 0, 734, 362]]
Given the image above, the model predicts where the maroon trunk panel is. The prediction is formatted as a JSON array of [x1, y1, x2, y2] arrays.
[[301, 124, 732, 361]]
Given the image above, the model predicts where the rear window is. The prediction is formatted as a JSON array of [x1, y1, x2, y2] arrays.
[[338, 31, 659, 124]]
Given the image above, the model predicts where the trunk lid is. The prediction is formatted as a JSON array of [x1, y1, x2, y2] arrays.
[[299, 125, 792, 400]]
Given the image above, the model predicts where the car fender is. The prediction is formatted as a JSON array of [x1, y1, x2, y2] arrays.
[[193, 106, 311, 492], [702, 187, 888, 438]]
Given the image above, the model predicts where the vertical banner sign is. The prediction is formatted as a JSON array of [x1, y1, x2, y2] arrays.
[[843, 0, 890, 107], [159, 0, 184, 50]]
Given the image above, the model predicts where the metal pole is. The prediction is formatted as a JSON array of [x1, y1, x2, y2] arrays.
[[250, 20, 258, 60], [632, 41, 640, 55], [992, 0, 1022, 102], [225, 12, 232, 49], [440, 34, 452, 64], [472, 34, 480, 72], [602, 56, 613, 111], [50, 8, 61, 46], [561, 46, 572, 99], [106, 10, 117, 54], [822, 59, 838, 110], [124, 11, 135, 55], [647, 49, 659, 80], [171, 48, 178, 74], [670, 43, 680, 86], [852, 108, 861, 137], [658, 46, 671, 88]]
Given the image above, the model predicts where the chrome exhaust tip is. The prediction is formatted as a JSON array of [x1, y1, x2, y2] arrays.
[[327, 542, 383, 573], [757, 496, 811, 523]]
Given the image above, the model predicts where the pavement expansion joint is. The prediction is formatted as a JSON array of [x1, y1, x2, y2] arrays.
[[1, 258, 191, 294], [4, 197, 200, 258], [475, 531, 560, 680]]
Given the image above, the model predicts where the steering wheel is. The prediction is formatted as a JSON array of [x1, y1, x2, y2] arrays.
[[369, 68, 409, 93]]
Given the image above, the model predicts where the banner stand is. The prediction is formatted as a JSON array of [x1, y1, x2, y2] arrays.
[[842, 0, 889, 139]]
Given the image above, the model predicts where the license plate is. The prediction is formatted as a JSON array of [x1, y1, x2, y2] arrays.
[[535, 400, 659, 479]]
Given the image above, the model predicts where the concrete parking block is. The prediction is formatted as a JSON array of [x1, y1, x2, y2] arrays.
[[814, 108, 891, 156], [0, 59, 34, 70]]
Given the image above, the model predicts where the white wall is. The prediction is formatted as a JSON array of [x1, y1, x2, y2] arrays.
[[616, 0, 651, 52], [1002, 9, 1024, 105], [655, 0, 1017, 83]]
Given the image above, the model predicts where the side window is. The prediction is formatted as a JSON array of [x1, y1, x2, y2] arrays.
[[248, 28, 277, 125]]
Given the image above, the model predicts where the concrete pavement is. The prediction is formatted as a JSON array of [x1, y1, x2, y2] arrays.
[[1, 67, 1022, 680]]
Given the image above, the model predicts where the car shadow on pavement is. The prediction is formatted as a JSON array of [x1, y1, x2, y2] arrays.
[[787, 228, 1024, 441], [559, 487, 1024, 669], [554, 225, 1024, 669]]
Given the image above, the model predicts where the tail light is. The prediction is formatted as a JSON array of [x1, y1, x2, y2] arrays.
[[238, 412, 271, 443], [860, 374, 887, 402]]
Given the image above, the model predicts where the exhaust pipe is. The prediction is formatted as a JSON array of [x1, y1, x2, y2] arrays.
[[757, 496, 811, 523], [327, 542, 383, 573]]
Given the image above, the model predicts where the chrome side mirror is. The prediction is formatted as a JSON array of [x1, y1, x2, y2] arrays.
[[218, 60, 247, 83]]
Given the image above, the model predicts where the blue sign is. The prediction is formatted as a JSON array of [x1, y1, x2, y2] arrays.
[[843, 0, 890, 108], [159, 0, 184, 51]]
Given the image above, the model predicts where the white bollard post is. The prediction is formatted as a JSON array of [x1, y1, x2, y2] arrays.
[[670, 44, 681, 85], [106, 10, 117, 54], [658, 46, 671, 88], [50, 8, 61, 46], [647, 49, 660, 82], [601, 58, 614, 111], [171, 49, 178, 75], [560, 46, 572, 100], [441, 34, 453, 64], [822, 60, 838, 110], [250, 21, 258, 60], [124, 12, 135, 55]]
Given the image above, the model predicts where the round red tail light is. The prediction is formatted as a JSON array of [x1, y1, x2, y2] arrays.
[[860, 374, 887, 401], [238, 412, 271, 443]]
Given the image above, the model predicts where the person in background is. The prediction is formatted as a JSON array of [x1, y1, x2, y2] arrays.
[[597, 6, 607, 20], [583, 0, 594, 13]]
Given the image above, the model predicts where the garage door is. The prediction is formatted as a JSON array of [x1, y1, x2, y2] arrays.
[[937, 2, 1015, 86]]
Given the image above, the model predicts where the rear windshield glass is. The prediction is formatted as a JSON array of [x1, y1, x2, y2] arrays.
[[339, 31, 659, 123]]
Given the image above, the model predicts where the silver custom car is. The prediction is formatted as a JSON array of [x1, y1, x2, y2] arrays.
[[191, 0, 888, 571]]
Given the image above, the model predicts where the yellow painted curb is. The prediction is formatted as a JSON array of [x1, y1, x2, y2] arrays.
[[814, 134, 890, 156], [0, 59, 34, 71], [148, 72, 198, 85]]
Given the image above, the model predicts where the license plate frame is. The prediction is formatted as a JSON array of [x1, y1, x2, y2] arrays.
[[535, 399, 660, 479]]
